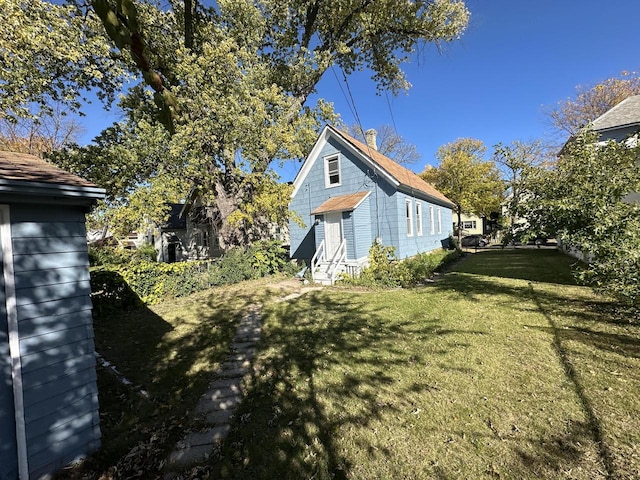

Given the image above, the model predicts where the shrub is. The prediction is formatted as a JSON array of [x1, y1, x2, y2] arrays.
[[340, 243, 462, 288], [90, 268, 143, 316], [132, 242, 158, 262], [88, 245, 133, 266], [250, 240, 290, 276], [89, 240, 299, 309], [208, 248, 258, 286]]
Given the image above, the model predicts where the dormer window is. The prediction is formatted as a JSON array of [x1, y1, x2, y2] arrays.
[[325, 154, 341, 187]]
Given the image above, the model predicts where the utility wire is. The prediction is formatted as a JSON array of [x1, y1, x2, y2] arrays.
[[331, 66, 358, 122], [385, 89, 399, 137]]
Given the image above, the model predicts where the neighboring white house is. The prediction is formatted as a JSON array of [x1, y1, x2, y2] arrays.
[[589, 94, 640, 204], [559, 95, 640, 261], [453, 213, 487, 236]]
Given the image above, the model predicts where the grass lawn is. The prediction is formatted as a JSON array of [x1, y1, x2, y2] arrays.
[[65, 249, 640, 479], [214, 249, 640, 479]]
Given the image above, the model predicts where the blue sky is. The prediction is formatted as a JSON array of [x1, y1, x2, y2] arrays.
[[78, 0, 640, 181]]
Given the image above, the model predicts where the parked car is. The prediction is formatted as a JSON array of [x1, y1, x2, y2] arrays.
[[461, 234, 488, 247]]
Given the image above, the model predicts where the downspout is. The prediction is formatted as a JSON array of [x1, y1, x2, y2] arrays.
[[0, 205, 29, 479]]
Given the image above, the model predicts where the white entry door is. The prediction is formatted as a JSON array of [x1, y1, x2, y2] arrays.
[[324, 212, 343, 259]]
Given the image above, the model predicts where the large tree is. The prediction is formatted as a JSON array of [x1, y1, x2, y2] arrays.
[[546, 72, 640, 138], [522, 129, 640, 304], [0, 0, 128, 121], [2, 0, 470, 247], [492, 139, 553, 240], [420, 138, 503, 240], [0, 104, 84, 156]]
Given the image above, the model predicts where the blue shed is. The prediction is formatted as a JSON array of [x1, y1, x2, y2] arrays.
[[289, 126, 454, 284], [0, 152, 105, 480]]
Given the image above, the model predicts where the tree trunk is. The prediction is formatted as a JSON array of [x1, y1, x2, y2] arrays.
[[213, 180, 244, 250]]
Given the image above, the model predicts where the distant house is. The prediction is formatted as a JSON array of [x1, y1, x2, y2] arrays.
[[452, 213, 495, 237], [558, 95, 640, 260], [589, 94, 640, 204], [289, 125, 454, 284], [154, 191, 289, 263], [0, 151, 104, 479], [153, 197, 222, 263]]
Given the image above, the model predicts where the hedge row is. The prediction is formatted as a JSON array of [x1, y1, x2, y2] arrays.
[[90, 241, 297, 313]]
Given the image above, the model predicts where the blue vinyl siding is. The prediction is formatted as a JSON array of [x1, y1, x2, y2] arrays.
[[393, 192, 453, 259], [290, 136, 394, 260], [341, 211, 354, 259], [3, 203, 101, 479], [352, 195, 372, 259]]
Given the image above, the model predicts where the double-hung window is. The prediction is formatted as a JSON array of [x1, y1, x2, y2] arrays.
[[325, 154, 341, 187], [437, 208, 442, 234], [415, 202, 423, 236], [429, 206, 435, 234], [405, 199, 413, 236]]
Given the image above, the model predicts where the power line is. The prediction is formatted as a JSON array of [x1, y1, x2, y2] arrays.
[[385, 90, 399, 136], [331, 66, 358, 122]]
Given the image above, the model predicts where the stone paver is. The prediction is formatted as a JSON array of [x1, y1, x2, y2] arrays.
[[164, 281, 321, 476], [165, 304, 262, 473]]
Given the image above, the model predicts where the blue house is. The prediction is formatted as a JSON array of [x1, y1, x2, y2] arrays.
[[0, 152, 104, 479], [289, 126, 454, 284]]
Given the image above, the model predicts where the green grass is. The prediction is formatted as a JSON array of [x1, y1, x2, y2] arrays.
[[211, 249, 640, 479], [61, 250, 640, 479], [58, 275, 301, 479]]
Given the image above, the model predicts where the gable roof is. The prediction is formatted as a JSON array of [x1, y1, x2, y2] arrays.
[[311, 191, 370, 215], [0, 151, 105, 200], [591, 95, 640, 132], [292, 125, 454, 208], [162, 203, 187, 229]]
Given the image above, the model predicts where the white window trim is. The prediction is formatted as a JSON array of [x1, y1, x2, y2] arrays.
[[324, 154, 341, 188], [1, 205, 29, 479], [462, 220, 477, 229], [416, 202, 423, 236], [437, 207, 442, 234], [406, 199, 414, 237], [429, 205, 435, 234]]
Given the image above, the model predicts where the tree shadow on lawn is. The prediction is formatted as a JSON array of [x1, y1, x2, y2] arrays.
[[71, 280, 278, 479], [431, 248, 640, 479], [452, 249, 579, 286], [208, 290, 456, 479]]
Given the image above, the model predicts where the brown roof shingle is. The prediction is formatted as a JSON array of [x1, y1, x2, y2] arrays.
[[311, 191, 370, 214], [331, 127, 454, 207], [0, 151, 98, 188]]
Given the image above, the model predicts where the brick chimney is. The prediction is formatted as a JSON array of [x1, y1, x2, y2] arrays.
[[365, 128, 378, 151]]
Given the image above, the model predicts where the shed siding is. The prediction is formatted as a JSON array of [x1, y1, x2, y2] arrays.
[[8, 203, 100, 478]]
